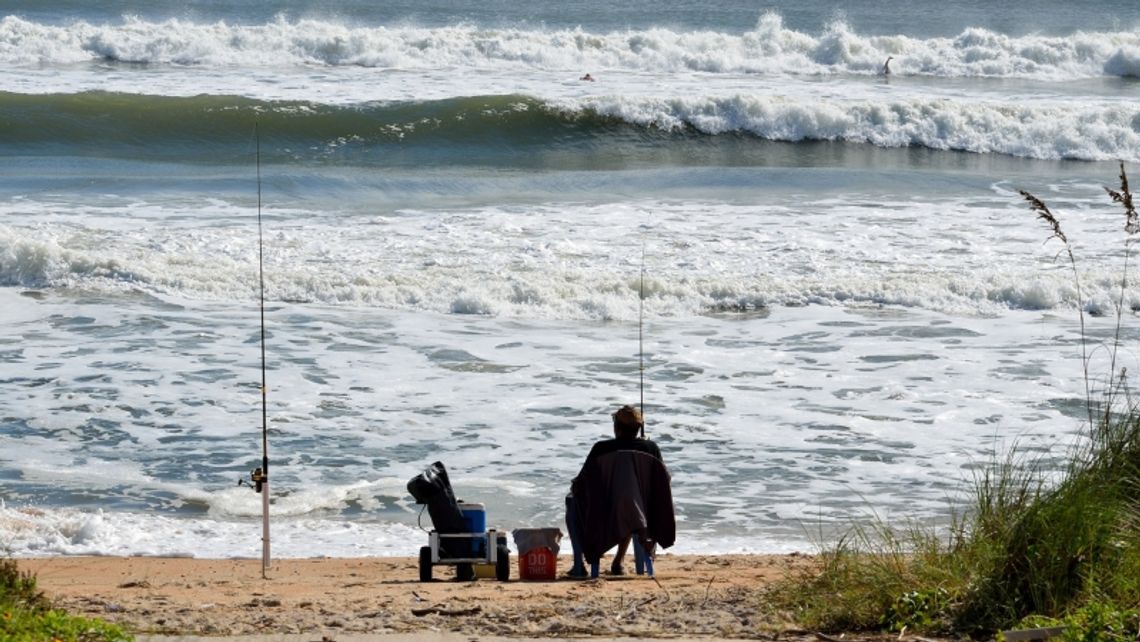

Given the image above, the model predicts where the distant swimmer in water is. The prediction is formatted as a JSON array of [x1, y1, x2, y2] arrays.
[[580, 73, 595, 81], [882, 56, 893, 76]]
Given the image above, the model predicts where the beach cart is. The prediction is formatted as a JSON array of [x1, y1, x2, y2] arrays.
[[418, 515, 511, 582], [408, 462, 511, 581]]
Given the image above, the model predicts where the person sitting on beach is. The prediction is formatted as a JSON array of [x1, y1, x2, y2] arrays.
[[564, 404, 674, 578], [580, 73, 595, 81]]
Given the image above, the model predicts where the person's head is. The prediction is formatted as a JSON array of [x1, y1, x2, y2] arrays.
[[611, 404, 643, 438]]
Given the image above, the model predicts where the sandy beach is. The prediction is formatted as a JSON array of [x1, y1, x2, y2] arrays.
[[19, 553, 825, 639]]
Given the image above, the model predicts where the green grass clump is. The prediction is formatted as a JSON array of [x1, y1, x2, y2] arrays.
[[770, 164, 1140, 639], [1018, 603, 1140, 642], [951, 411, 1140, 635], [0, 557, 132, 642]]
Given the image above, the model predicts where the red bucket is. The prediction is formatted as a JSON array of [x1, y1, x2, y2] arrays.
[[519, 546, 557, 580]]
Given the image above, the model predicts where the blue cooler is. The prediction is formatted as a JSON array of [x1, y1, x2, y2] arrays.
[[458, 502, 485, 555]]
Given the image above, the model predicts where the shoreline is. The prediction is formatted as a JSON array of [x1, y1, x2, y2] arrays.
[[20, 553, 816, 639]]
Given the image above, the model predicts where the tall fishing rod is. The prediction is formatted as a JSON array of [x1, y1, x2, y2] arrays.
[[638, 238, 646, 439], [239, 122, 271, 579], [256, 122, 270, 578]]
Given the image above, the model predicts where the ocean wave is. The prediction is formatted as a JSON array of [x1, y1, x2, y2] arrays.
[[1104, 46, 1140, 78], [570, 95, 1140, 162], [0, 503, 427, 557], [3, 91, 1137, 163], [2, 218, 1136, 321], [2, 13, 1139, 80]]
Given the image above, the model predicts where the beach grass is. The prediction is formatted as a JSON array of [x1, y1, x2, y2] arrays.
[[1, 556, 132, 642], [770, 164, 1140, 640]]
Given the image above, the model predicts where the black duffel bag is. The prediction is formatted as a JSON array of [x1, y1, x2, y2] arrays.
[[407, 461, 466, 535]]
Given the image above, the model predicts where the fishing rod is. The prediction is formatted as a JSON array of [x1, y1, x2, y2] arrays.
[[256, 122, 270, 578], [638, 238, 646, 439], [238, 122, 271, 579]]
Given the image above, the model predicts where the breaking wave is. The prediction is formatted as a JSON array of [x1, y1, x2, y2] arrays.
[[2, 91, 1138, 162], [3, 13, 1140, 80], [1, 205, 1136, 321]]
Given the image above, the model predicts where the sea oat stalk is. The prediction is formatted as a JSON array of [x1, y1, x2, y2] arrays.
[[1104, 163, 1137, 421], [1019, 189, 1092, 427]]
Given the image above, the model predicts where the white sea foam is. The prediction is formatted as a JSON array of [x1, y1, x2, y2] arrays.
[[564, 94, 1140, 161], [0, 503, 428, 557], [0, 503, 809, 557], [2, 14, 1138, 80], [3, 166, 1131, 558], [0, 289, 1101, 557], [3, 185, 1138, 320]]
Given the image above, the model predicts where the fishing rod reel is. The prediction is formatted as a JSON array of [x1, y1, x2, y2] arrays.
[[238, 467, 267, 493]]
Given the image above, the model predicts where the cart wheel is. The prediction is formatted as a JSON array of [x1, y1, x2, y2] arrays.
[[419, 546, 432, 582], [496, 545, 510, 582]]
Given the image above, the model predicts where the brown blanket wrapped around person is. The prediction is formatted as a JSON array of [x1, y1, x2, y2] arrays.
[[570, 448, 675, 566]]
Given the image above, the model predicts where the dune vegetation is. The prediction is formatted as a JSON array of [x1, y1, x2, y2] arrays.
[[0, 556, 131, 642], [769, 164, 1140, 641]]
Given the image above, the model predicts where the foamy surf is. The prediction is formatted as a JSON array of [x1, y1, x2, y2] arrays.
[[2, 0, 1138, 559], [2, 13, 1139, 80], [3, 182, 1138, 319]]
